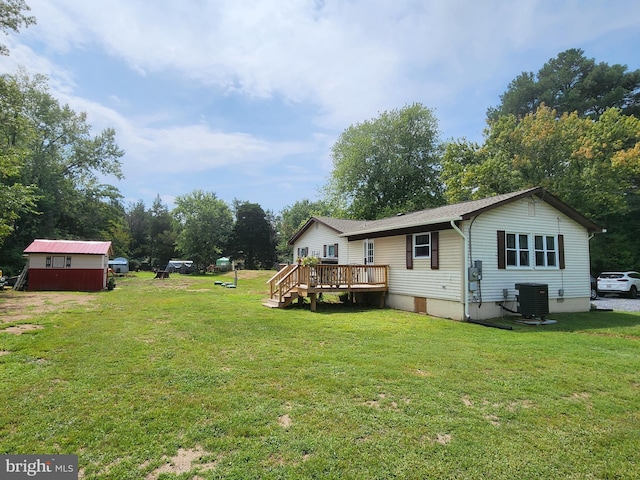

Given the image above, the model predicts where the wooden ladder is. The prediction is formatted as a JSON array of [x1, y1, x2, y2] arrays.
[[13, 266, 28, 291]]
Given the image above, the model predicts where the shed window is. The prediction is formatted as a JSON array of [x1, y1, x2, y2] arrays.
[[52, 256, 66, 268]]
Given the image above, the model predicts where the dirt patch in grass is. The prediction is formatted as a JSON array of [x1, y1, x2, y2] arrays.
[[0, 292, 98, 322], [145, 447, 218, 480], [1, 324, 44, 335], [278, 414, 293, 428]]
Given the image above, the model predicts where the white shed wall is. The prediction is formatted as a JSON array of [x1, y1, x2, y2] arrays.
[[28, 253, 107, 269]]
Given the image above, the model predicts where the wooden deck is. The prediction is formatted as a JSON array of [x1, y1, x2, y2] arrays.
[[264, 264, 389, 311]]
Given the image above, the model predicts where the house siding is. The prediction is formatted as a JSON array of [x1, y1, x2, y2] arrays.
[[286, 190, 597, 321], [465, 197, 592, 319], [347, 231, 464, 318], [292, 223, 350, 264]]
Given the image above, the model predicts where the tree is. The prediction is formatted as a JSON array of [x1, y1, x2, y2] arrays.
[[172, 190, 233, 270], [441, 105, 640, 272], [229, 201, 276, 269], [148, 195, 176, 269], [126, 199, 150, 262], [488, 48, 640, 122], [324, 103, 444, 219], [0, 71, 125, 273], [0, 0, 36, 56], [0, 73, 38, 248]]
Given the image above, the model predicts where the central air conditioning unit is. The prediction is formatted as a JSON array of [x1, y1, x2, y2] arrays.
[[515, 283, 549, 320]]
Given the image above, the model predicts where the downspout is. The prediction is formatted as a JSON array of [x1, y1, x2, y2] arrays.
[[450, 220, 469, 321]]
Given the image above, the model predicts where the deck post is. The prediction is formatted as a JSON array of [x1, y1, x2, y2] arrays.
[[378, 292, 386, 308], [310, 293, 317, 312]]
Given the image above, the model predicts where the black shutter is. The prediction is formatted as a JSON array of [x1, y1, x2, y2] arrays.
[[406, 235, 413, 269], [334, 243, 339, 258], [497, 230, 506, 270], [431, 232, 439, 270], [558, 234, 565, 270]]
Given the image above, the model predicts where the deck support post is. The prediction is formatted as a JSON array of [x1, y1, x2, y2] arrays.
[[310, 293, 317, 312], [378, 292, 386, 308]]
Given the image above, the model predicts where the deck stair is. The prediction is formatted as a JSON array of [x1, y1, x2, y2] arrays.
[[264, 263, 389, 312], [263, 264, 299, 308], [262, 290, 299, 309]]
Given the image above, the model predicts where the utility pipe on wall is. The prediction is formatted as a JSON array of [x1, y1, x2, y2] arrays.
[[450, 220, 469, 320]]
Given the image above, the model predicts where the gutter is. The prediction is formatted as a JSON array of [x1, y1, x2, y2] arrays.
[[450, 220, 469, 320], [339, 216, 462, 238]]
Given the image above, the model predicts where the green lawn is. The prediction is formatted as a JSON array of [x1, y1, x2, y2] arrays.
[[1, 271, 639, 479]]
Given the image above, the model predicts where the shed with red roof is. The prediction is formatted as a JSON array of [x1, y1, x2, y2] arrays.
[[23, 239, 113, 292]]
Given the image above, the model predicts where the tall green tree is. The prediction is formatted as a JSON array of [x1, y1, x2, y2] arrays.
[[0, 0, 35, 56], [228, 201, 276, 269], [126, 199, 150, 263], [0, 71, 125, 273], [0, 72, 38, 248], [442, 105, 640, 272], [324, 103, 444, 219], [172, 190, 233, 270], [488, 48, 640, 121], [149, 195, 176, 269]]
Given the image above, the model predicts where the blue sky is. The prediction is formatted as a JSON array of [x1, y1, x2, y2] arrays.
[[1, 0, 639, 214]]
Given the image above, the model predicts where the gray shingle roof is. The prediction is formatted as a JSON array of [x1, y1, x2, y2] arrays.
[[289, 187, 602, 244]]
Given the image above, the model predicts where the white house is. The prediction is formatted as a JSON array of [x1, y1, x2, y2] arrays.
[[284, 187, 602, 321]]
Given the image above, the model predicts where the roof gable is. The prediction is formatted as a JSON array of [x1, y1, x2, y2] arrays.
[[287, 216, 366, 245], [24, 239, 113, 255]]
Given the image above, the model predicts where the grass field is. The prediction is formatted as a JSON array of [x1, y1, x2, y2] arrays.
[[1, 270, 639, 479]]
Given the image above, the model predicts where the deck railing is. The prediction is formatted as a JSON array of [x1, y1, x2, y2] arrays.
[[268, 263, 299, 303], [306, 264, 388, 288], [268, 264, 388, 302]]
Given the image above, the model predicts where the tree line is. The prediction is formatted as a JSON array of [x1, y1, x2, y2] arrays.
[[1, 2, 638, 274]]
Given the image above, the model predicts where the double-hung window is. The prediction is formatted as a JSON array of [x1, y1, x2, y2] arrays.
[[506, 233, 530, 267], [413, 233, 430, 258], [534, 235, 557, 267], [499, 231, 563, 269]]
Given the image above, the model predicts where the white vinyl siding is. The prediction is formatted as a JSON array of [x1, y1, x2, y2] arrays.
[[291, 222, 349, 264], [368, 230, 462, 301], [467, 198, 591, 301]]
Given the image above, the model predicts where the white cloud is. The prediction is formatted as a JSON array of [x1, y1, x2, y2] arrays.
[[4, 0, 640, 211]]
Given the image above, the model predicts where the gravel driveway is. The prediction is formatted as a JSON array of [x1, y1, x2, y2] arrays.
[[591, 296, 640, 312]]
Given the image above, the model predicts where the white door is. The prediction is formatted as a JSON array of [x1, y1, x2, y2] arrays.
[[363, 239, 374, 283], [363, 239, 374, 264]]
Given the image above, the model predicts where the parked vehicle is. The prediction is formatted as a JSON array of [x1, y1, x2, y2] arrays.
[[597, 271, 640, 298], [590, 276, 598, 300]]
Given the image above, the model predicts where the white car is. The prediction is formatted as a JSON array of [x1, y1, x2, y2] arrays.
[[597, 271, 640, 298]]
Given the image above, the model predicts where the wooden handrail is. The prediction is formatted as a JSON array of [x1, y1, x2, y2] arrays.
[[267, 264, 389, 302]]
